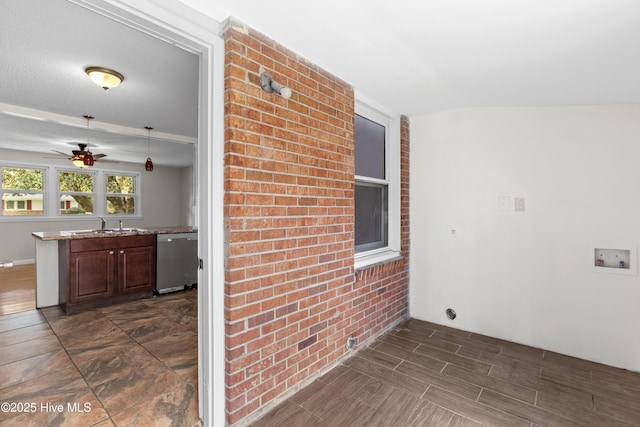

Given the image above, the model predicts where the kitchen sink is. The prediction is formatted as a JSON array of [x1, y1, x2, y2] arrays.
[[62, 228, 145, 236], [100, 227, 144, 233]]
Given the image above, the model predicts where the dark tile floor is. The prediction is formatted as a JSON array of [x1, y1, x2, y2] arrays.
[[252, 318, 640, 427], [0, 290, 200, 427]]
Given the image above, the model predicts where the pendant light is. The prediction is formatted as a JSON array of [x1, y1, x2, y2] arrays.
[[83, 115, 95, 167], [144, 126, 154, 171]]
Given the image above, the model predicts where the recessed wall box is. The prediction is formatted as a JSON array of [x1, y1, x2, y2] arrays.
[[592, 245, 637, 275]]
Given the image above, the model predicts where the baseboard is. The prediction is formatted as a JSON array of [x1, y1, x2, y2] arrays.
[[0, 259, 35, 268]]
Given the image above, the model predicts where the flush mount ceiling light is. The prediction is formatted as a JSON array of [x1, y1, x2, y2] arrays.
[[85, 66, 124, 90], [259, 67, 292, 99]]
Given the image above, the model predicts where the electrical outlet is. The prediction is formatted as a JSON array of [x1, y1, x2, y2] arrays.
[[514, 197, 525, 212]]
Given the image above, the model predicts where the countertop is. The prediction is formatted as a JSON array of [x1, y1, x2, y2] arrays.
[[32, 226, 197, 241]]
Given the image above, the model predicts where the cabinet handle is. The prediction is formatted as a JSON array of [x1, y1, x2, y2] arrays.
[[109, 251, 114, 254]]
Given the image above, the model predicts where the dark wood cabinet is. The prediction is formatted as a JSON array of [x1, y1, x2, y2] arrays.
[[118, 245, 155, 293], [68, 249, 117, 303], [59, 234, 155, 313]]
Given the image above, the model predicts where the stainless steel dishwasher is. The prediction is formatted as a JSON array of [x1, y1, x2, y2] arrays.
[[155, 232, 198, 295]]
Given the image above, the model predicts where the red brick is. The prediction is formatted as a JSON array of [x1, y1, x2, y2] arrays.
[[223, 21, 409, 426]]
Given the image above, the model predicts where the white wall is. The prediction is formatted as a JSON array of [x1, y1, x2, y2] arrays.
[[410, 104, 640, 372], [179, 164, 196, 225], [0, 148, 193, 262]]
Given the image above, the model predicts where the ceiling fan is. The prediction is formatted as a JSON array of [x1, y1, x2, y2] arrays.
[[52, 143, 107, 168], [46, 114, 110, 168]]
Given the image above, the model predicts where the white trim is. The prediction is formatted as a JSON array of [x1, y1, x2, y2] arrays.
[[0, 163, 48, 218], [68, 1, 225, 425], [354, 98, 401, 268], [354, 248, 402, 271], [0, 104, 197, 145]]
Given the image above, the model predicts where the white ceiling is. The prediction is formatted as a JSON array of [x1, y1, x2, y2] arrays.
[[2, 0, 640, 169], [187, 0, 640, 115], [0, 0, 199, 167]]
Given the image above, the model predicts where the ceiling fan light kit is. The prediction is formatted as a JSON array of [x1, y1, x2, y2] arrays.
[[83, 151, 94, 166]]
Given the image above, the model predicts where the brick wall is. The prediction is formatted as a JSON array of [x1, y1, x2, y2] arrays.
[[223, 20, 410, 425]]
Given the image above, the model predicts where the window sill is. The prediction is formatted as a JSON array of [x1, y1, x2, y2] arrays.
[[354, 249, 403, 272]]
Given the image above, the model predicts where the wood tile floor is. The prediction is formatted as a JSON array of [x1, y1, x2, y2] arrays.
[[0, 290, 200, 427], [252, 318, 640, 427]]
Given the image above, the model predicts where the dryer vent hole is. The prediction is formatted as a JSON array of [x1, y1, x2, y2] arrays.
[[446, 308, 456, 320]]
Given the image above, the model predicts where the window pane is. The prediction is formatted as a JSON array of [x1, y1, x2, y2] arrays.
[[355, 182, 388, 252], [354, 114, 385, 179], [2, 167, 43, 191], [2, 194, 44, 216], [106, 175, 135, 194], [59, 171, 93, 192], [59, 195, 93, 215], [2, 167, 45, 216], [107, 196, 135, 214]]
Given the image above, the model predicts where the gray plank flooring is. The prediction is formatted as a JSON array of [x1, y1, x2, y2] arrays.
[[252, 318, 640, 427]]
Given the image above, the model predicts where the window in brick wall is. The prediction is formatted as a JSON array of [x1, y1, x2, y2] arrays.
[[355, 114, 388, 252], [354, 99, 401, 269]]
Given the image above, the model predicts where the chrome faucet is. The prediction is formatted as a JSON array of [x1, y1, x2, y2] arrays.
[[99, 217, 106, 230], [119, 220, 123, 230]]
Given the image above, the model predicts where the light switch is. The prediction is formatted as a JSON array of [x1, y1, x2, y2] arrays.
[[514, 197, 525, 212], [498, 196, 510, 211]]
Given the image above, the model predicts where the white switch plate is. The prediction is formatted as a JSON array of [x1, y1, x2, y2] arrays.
[[514, 197, 525, 212], [498, 196, 510, 211]]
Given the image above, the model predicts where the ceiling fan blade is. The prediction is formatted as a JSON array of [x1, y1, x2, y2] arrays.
[[52, 150, 71, 157], [93, 153, 107, 159]]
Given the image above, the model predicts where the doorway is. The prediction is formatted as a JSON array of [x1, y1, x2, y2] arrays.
[[64, 1, 226, 425]]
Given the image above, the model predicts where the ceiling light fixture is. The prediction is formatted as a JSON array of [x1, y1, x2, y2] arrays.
[[145, 126, 154, 172], [85, 66, 124, 90], [72, 156, 86, 168], [82, 115, 95, 167], [259, 67, 292, 99]]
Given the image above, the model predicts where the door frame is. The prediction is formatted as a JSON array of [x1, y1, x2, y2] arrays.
[[70, 1, 226, 425]]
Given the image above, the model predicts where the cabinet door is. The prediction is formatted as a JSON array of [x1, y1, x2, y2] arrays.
[[118, 246, 155, 293], [69, 250, 116, 303]]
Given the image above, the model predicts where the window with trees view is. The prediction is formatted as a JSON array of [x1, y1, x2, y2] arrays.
[[1, 167, 45, 216], [0, 164, 140, 220], [59, 170, 95, 215], [106, 174, 136, 214]]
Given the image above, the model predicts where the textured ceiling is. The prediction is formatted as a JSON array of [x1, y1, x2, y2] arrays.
[[3, 0, 640, 168], [185, 0, 640, 115], [0, 0, 198, 167]]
